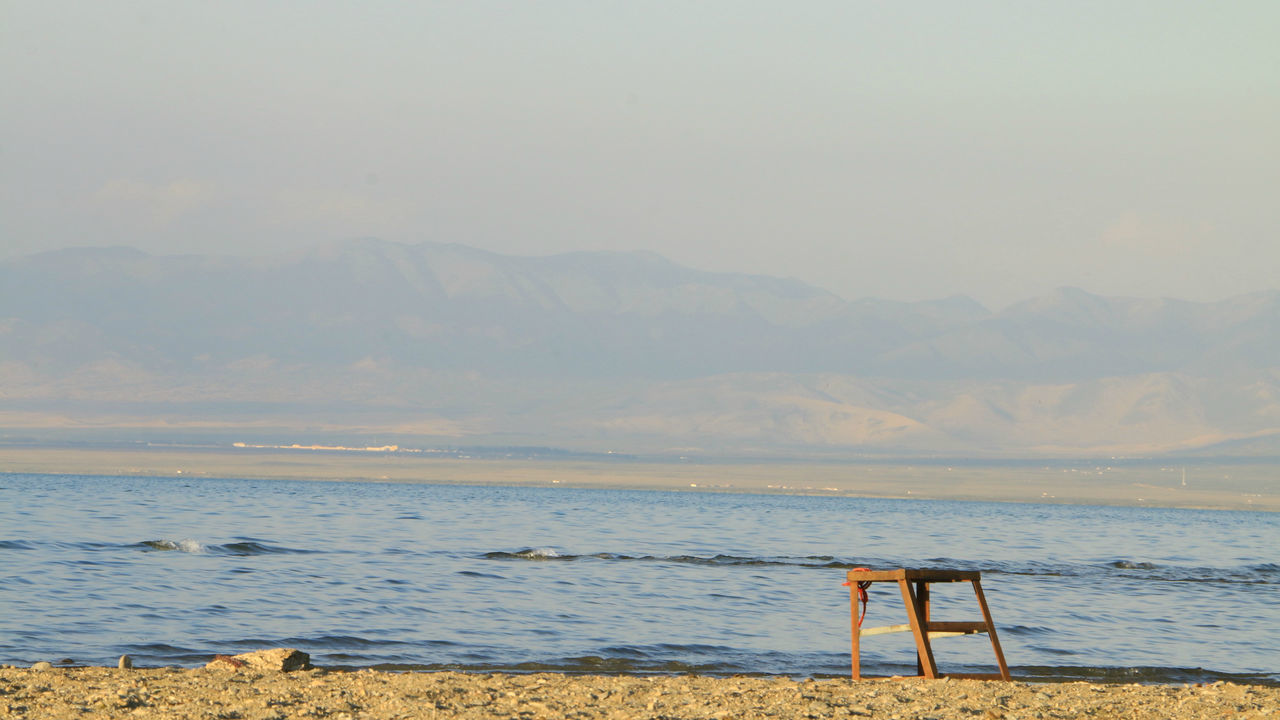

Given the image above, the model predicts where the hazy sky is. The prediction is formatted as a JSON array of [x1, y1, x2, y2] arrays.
[[3, 1, 1276, 308]]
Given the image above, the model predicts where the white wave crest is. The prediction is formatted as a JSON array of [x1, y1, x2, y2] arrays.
[[517, 547, 561, 559], [149, 538, 208, 554]]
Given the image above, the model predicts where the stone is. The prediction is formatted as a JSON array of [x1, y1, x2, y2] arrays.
[[31, 661, 53, 670], [205, 648, 311, 672], [118, 654, 133, 669]]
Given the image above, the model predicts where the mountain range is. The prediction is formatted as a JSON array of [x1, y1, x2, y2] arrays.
[[2, 239, 1277, 457]]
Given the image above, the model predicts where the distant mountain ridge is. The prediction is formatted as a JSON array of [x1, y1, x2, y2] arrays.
[[1, 239, 1277, 457], [0, 239, 992, 378]]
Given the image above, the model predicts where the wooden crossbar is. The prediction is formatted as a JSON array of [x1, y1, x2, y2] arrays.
[[859, 623, 911, 637], [848, 568, 1010, 681], [861, 622, 988, 638]]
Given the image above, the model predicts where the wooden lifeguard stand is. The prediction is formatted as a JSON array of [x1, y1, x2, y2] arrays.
[[846, 568, 1010, 680]]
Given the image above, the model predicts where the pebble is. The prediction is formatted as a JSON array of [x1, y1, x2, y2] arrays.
[[31, 661, 54, 671]]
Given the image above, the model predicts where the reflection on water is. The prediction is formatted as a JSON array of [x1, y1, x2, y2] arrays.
[[0, 472, 1276, 684]]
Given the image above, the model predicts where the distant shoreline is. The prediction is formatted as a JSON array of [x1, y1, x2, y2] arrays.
[[2, 445, 1274, 511]]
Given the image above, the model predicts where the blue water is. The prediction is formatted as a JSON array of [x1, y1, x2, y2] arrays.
[[1, 472, 1276, 684]]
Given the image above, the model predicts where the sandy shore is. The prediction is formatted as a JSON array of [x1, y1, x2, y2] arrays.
[[2, 666, 1276, 719], [1, 445, 1275, 510]]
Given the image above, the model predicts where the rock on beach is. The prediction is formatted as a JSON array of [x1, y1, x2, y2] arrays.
[[204, 647, 311, 672], [1, 667, 1276, 720]]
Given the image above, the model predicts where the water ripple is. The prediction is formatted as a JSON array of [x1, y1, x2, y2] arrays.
[[481, 548, 1280, 584]]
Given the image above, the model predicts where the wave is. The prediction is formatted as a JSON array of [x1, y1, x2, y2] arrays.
[[10, 536, 1274, 583], [117, 643, 213, 665], [134, 539, 316, 556], [349, 652, 1274, 686], [30, 631, 1280, 687], [219, 541, 317, 556], [1109, 560, 1158, 570], [904, 556, 1280, 584], [4, 538, 318, 556], [482, 549, 861, 568], [41, 639, 1280, 686], [275, 635, 448, 650], [1014, 664, 1280, 687], [325, 644, 818, 677], [481, 549, 1280, 584], [137, 539, 209, 554]]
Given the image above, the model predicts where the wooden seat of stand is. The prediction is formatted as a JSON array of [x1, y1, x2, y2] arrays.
[[847, 568, 1010, 680]]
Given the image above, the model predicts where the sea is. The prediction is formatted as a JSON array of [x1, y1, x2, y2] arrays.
[[1, 471, 1276, 685]]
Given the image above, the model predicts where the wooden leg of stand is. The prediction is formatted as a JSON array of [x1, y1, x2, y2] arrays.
[[899, 580, 939, 678], [850, 583, 862, 680], [915, 581, 930, 676], [971, 579, 1011, 680]]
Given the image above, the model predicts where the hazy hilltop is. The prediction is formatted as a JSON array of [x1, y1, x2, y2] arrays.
[[2, 239, 1277, 458]]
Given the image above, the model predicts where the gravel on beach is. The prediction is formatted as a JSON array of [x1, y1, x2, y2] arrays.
[[2, 666, 1277, 720]]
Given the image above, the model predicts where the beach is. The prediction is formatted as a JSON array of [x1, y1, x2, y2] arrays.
[[1, 445, 1274, 511], [2, 665, 1276, 719]]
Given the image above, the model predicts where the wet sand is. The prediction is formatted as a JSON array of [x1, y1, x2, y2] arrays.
[[2, 666, 1276, 719], [0, 445, 1275, 511]]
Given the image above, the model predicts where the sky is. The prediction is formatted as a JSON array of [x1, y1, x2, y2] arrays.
[[2, 1, 1277, 309]]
